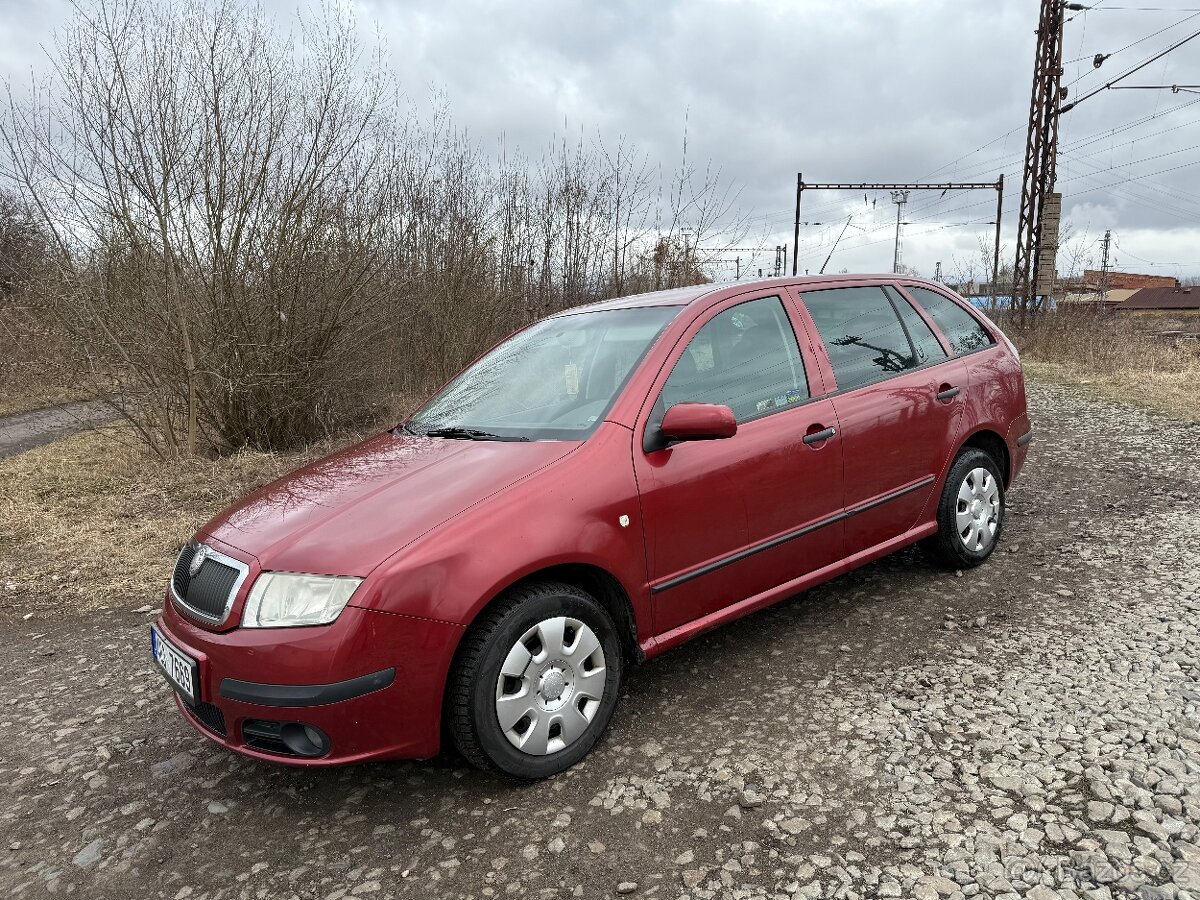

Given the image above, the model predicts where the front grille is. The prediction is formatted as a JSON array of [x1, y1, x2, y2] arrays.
[[172, 544, 197, 598], [171, 543, 247, 624], [186, 701, 227, 736], [185, 560, 240, 619]]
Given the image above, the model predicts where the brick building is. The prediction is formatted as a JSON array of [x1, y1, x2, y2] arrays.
[[1081, 270, 1179, 291]]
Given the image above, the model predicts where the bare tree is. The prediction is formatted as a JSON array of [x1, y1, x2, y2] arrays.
[[0, 190, 47, 300], [2, 0, 750, 455], [2, 0, 407, 453]]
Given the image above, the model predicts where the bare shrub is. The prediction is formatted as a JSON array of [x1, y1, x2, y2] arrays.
[[3, 0, 403, 453], [999, 305, 1200, 417], [2, 1, 747, 455], [381, 125, 740, 391], [0, 190, 75, 415]]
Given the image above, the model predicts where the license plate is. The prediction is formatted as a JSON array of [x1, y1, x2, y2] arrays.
[[151, 625, 200, 704]]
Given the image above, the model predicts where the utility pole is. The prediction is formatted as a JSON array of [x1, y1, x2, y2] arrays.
[[934, 261, 943, 282], [1098, 229, 1112, 299], [792, 174, 803, 275], [891, 190, 910, 273], [1012, 0, 1076, 326]]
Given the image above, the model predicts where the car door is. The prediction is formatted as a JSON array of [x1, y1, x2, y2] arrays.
[[633, 293, 845, 636], [792, 282, 968, 556]]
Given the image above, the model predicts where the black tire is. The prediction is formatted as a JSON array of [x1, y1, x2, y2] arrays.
[[446, 581, 623, 780], [920, 447, 1006, 570]]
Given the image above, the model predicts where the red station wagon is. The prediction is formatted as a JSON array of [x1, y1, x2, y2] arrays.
[[151, 276, 1032, 779]]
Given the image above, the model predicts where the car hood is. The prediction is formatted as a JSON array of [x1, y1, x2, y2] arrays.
[[201, 433, 580, 577]]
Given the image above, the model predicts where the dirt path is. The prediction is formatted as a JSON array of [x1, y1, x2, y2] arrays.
[[1, 380, 1198, 899], [0, 401, 118, 458]]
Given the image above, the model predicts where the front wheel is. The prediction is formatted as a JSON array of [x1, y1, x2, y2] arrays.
[[921, 447, 1005, 569], [446, 581, 623, 779]]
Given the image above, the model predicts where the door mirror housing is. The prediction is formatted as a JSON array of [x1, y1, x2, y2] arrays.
[[658, 403, 738, 443]]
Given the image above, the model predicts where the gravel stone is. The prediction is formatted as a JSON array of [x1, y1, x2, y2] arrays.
[[71, 839, 103, 869]]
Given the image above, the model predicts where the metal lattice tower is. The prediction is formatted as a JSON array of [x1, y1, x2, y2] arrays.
[[1012, 0, 1069, 324]]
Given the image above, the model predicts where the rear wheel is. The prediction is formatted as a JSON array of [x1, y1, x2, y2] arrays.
[[447, 581, 623, 779], [921, 447, 1005, 569]]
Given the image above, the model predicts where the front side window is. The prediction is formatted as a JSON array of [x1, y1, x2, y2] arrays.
[[658, 295, 809, 422], [802, 286, 931, 392], [409, 306, 679, 440], [906, 286, 995, 355]]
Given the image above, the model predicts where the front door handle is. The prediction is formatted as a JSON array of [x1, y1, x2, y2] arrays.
[[936, 385, 961, 402], [802, 426, 836, 445]]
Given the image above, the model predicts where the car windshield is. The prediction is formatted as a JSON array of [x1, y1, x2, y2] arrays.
[[407, 306, 680, 441]]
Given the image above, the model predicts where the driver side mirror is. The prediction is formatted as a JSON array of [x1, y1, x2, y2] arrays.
[[657, 402, 738, 444]]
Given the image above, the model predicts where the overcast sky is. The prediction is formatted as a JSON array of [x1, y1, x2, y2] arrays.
[[3, 0, 1199, 281]]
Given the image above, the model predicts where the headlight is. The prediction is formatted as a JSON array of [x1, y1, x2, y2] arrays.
[[242, 572, 362, 628]]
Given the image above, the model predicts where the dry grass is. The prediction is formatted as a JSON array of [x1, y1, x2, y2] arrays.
[[0, 384, 83, 419], [0, 425, 367, 619], [1009, 313, 1200, 422]]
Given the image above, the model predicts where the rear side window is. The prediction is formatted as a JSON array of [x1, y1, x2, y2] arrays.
[[906, 286, 995, 355], [802, 286, 929, 392], [659, 295, 808, 422], [884, 286, 948, 367]]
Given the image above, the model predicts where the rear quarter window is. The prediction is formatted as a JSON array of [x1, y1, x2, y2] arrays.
[[906, 287, 995, 356]]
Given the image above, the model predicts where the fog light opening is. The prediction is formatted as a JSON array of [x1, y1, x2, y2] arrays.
[[279, 722, 330, 757]]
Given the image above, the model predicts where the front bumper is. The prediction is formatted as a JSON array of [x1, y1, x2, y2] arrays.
[[153, 602, 464, 766]]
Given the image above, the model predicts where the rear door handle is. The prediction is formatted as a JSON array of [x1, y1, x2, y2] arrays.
[[936, 386, 961, 401], [802, 426, 836, 445]]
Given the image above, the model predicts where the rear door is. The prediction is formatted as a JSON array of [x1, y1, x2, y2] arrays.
[[634, 293, 844, 636], [792, 282, 968, 555]]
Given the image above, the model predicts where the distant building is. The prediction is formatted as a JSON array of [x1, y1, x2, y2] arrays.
[[1061, 288, 1138, 306], [1115, 286, 1200, 311], [1082, 269, 1179, 291]]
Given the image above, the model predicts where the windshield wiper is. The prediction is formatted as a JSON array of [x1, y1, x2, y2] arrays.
[[421, 426, 530, 442]]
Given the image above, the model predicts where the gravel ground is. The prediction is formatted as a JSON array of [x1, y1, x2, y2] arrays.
[[2, 378, 1198, 900]]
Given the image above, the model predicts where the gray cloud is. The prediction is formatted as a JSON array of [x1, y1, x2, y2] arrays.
[[4, 0, 1199, 278]]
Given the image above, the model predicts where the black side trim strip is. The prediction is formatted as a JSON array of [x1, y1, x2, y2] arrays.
[[651, 475, 936, 593], [1016, 429, 1034, 447], [844, 475, 936, 517], [220, 667, 395, 708]]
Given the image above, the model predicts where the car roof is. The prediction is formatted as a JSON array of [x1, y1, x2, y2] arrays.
[[561, 284, 721, 312], [560, 274, 951, 315]]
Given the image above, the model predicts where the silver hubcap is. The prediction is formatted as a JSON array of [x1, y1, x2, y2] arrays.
[[956, 466, 1000, 552], [495, 617, 606, 756]]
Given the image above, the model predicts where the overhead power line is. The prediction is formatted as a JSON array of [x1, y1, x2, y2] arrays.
[[761, 9, 1200, 267], [1110, 83, 1200, 92], [1059, 27, 1200, 113], [741, 92, 1200, 235], [1080, 5, 1200, 10], [1063, 9, 1200, 81]]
